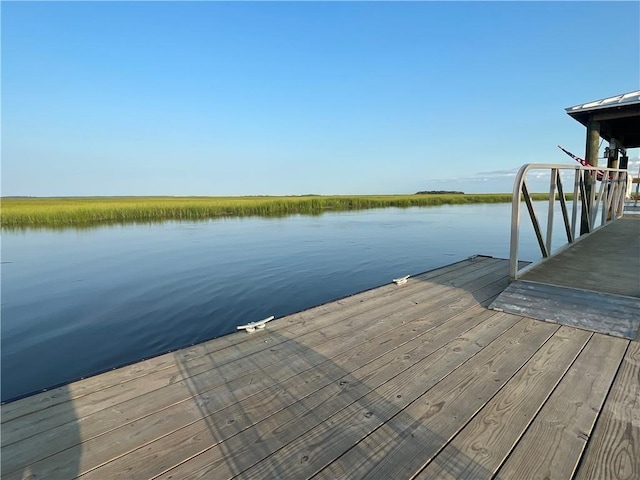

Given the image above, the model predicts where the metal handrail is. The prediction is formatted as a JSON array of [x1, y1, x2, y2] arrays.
[[510, 164, 629, 279]]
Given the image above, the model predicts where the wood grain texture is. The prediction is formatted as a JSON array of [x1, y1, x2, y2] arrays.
[[494, 334, 629, 480], [490, 280, 640, 339], [574, 341, 640, 480], [413, 326, 592, 480], [312, 318, 558, 480], [8, 274, 510, 480], [153, 314, 521, 480], [10, 306, 501, 480]]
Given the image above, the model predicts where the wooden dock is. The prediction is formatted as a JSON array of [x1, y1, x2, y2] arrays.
[[2, 249, 638, 479]]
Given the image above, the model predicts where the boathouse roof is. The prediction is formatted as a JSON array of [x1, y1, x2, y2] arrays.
[[566, 90, 640, 148]]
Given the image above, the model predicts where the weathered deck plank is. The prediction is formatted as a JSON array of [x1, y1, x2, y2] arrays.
[[76, 286, 510, 478], [11, 306, 503, 480], [490, 280, 640, 339], [308, 318, 558, 480], [155, 314, 524, 480], [494, 334, 628, 479], [413, 327, 592, 480], [574, 342, 640, 480]]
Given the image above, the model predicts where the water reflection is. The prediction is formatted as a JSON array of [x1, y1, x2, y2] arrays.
[[0, 211, 324, 233]]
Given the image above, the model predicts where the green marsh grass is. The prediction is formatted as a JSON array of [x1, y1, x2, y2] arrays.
[[1, 194, 553, 229]]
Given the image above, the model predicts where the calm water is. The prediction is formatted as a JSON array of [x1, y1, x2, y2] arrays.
[[1, 203, 559, 402]]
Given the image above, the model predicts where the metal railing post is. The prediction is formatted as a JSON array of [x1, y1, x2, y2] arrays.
[[571, 169, 580, 240], [509, 164, 528, 280], [546, 168, 557, 254], [556, 172, 572, 243]]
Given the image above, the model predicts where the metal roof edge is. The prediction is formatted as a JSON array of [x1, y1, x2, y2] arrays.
[[565, 91, 640, 114]]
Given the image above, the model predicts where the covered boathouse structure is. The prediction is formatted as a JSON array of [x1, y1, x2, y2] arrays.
[[566, 90, 640, 170], [1, 93, 639, 479], [565, 90, 640, 231]]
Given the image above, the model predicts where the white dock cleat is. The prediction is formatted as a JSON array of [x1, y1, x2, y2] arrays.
[[393, 275, 410, 285], [237, 315, 275, 333]]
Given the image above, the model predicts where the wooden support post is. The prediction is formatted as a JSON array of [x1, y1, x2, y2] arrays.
[[581, 119, 600, 235], [585, 120, 600, 166]]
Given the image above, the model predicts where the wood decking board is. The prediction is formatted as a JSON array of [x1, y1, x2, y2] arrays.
[[79, 306, 511, 479], [493, 334, 628, 480], [307, 318, 558, 480], [10, 305, 501, 480], [1, 255, 637, 480], [155, 314, 524, 480], [413, 327, 593, 480], [574, 341, 640, 480], [490, 280, 640, 340]]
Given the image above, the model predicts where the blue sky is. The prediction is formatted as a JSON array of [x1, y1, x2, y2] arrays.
[[2, 1, 639, 196]]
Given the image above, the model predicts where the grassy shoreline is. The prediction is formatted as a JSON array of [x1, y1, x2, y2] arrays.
[[1, 194, 552, 229]]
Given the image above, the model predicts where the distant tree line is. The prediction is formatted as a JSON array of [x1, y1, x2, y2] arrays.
[[415, 190, 465, 195]]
